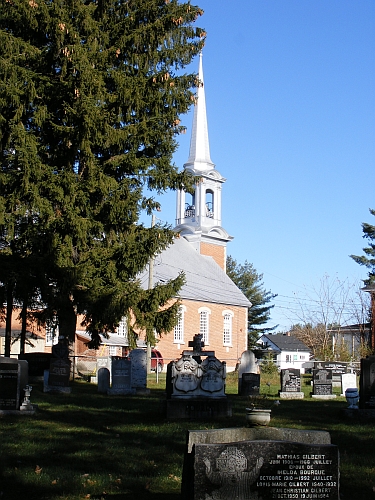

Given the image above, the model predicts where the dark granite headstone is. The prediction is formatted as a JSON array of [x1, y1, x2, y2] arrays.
[[0, 360, 20, 410], [359, 355, 375, 409], [240, 373, 260, 396], [19, 353, 53, 377], [97, 367, 110, 394], [317, 362, 347, 386], [313, 368, 333, 396], [48, 358, 71, 387], [280, 368, 301, 393], [190, 440, 339, 500], [238, 350, 258, 393]]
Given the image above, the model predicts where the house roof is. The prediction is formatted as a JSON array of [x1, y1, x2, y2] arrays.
[[258, 334, 311, 353], [76, 331, 129, 347], [138, 236, 251, 308]]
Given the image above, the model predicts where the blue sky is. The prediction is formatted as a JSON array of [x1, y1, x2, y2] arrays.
[[143, 1, 375, 331]]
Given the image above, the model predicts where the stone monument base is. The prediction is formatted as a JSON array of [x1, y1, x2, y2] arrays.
[[279, 391, 304, 399], [342, 408, 375, 420], [166, 398, 232, 419], [107, 388, 136, 395], [311, 394, 337, 400], [44, 385, 71, 394]]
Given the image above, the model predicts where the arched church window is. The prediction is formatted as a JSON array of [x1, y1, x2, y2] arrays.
[[205, 189, 214, 218], [198, 307, 211, 345], [184, 193, 195, 218], [174, 306, 186, 344]]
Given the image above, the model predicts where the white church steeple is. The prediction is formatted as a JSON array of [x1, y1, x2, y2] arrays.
[[175, 53, 232, 270], [184, 53, 215, 171]]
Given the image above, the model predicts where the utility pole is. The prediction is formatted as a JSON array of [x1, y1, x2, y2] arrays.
[[147, 214, 156, 374]]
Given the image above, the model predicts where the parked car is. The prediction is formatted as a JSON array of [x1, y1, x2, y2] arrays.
[[151, 349, 164, 373]]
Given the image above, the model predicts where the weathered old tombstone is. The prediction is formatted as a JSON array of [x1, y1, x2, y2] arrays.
[[279, 368, 304, 399], [341, 372, 357, 397], [129, 349, 149, 394], [237, 350, 258, 394], [91, 357, 111, 385], [359, 355, 375, 409], [0, 358, 20, 410], [240, 373, 260, 397], [166, 334, 230, 419], [312, 367, 336, 399], [181, 427, 338, 500], [97, 367, 110, 394], [107, 357, 135, 395], [45, 336, 71, 393]]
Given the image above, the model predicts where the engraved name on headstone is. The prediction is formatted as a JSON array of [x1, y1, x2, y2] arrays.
[[192, 441, 339, 500]]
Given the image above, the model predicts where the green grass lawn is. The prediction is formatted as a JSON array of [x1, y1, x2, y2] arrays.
[[0, 372, 374, 499]]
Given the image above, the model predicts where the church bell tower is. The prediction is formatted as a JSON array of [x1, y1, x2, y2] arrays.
[[175, 53, 232, 271]]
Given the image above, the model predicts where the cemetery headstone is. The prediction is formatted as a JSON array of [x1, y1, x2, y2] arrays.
[[107, 357, 135, 395], [315, 361, 348, 388], [189, 440, 340, 500], [19, 352, 53, 377], [240, 373, 260, 397], [279, 368, 304, 399], [341, 372, 357, 397], [237, 350, 258, 394], [312, 367, 335, 399], [359, 355, 375, 409], [46, 337, 71, 392], [91, 357, 111, 385], [166, 334, 230, 418], [0, 358, 20, 410], [97, 367, 110, 394], [129, 349, 149, 394]]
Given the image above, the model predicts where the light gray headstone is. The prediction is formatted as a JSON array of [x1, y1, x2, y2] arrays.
[[130, 349, 147, 390], [97, 367, 110, 394], [341, 372, 357, 396], [108, 357, 134, 395]]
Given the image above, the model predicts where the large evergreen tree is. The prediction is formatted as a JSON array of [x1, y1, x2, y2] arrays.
[[351, 208, 375, 285], [226, 256, 277, 347], [0, 0, 205, 348]]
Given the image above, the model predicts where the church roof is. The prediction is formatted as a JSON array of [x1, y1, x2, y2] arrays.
[[139, 236, 251, 308]]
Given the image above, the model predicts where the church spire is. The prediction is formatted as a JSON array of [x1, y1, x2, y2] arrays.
[[184, 52, 215, 171]]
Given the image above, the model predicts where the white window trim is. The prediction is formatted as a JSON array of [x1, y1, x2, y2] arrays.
[[198, 307, 211, 345], [174, 305, 186, 344], [222, 310, 234, 347]]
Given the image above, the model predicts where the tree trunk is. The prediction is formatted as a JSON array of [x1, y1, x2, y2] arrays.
[[57, 297, 77, 344], [4, 283, 13, 357], [20, 299, 27, 356]]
